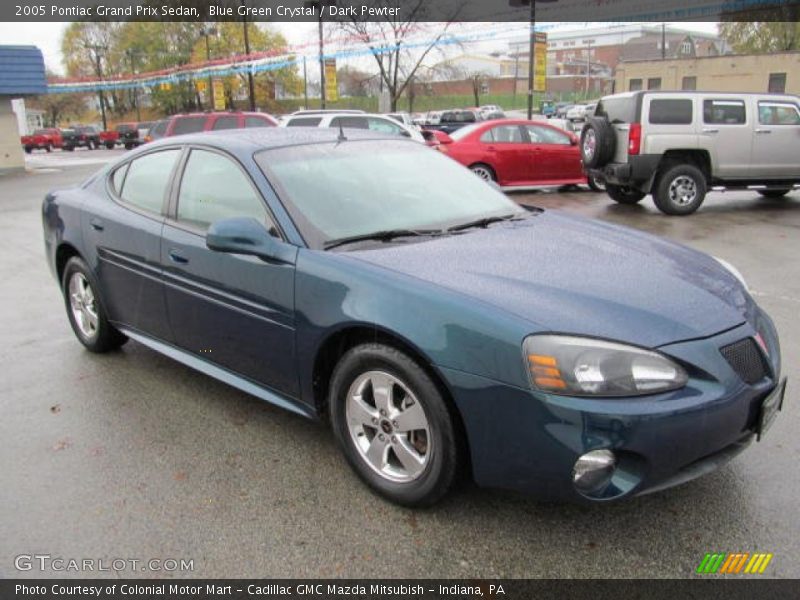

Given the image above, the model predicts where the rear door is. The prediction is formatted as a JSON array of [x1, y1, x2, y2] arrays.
[[752, 98, 800, 178], [478, 124, 529, 185], [160, 147, 299, 396], [84, 148, 182, 341], [699, 97, 751, 178], [595, 94, 640, 163], [524, 124, 583, 183]]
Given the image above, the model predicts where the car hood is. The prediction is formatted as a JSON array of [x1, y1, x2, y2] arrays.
[[347, 211, 751, 348]]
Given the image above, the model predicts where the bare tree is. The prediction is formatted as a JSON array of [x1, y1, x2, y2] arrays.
[[338, 0, 461, 111]]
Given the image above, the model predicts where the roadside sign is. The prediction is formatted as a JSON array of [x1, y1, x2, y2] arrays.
[[324, 58, 338, 103], [212, 78, 225, 110], [534, 31, 547, 92]]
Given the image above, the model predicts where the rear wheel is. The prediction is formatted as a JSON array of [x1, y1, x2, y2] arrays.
[[105, 142, 115, 150], [45, 144, 52, 153], [64, 146, 74, 152], [329, 343, 462, 507], [587, 174, 606, 192], [24, 146, 32, 154], [469, 163, 496, 182], [653, 164, 707, 215], [606, 184, 645, 204], [62, 257, 127, 353], [758, 189, 791, 199]]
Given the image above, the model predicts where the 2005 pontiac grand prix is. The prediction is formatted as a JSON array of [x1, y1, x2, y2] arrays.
[[43, 128, 787, 506]]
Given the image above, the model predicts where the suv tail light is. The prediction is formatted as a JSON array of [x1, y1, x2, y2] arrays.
[[628, 123, 641, 156]]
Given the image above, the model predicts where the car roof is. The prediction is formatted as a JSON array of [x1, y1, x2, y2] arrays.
[[139, 127, 407, 154]]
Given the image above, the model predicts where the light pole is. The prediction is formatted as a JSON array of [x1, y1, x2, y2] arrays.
[[240, 1, 256, 110], [125, 50, 141, 121], [305, 0, 336, 109], [510, 0, 557, 120], [85, 44, 108, 130], [201, 25, 217, 108]]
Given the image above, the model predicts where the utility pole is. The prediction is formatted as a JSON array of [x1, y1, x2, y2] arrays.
[[240, 0, 256, 110], [318, 11, 326, 108], [303, 56, 308, 107], [126, 50, 141, 121], [202, 26, 217, 109], [526, 1, 535, 120], [585, 41, 592, 97], [85, 44, 108, 131]]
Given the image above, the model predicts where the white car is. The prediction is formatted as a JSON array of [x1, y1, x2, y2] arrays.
[[281, 112, 425, 143], [386, 112, 418, 128], [566, 104, 588, 122]]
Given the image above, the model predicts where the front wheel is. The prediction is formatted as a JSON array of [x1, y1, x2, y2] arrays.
[[606, 183, 645, 204], [105, 142, 115, 150], [469, 163, 496, 182], [329, 343, 462, 507], [653, 164, 707, 215], [62, 257, 127, 353]]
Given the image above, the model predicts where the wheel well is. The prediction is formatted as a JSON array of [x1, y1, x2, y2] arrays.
[[55, 243, 81, 288], [656, 150, 711, 184], [311, 326, 471, 467]]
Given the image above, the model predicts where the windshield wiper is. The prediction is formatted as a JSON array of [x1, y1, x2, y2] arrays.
[[446, 213, 525, 233], [324, 228, 442, 250]]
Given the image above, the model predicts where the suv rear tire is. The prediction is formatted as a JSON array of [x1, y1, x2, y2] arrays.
[[758, 189, 791, 199], [653, 164, 707, 216], [606, 184, 645, 204], [580, 117, 616, 168]]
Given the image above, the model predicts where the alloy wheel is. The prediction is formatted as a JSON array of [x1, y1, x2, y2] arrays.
[[668, 175, 698, 206], [470, 166, 493, 182], [68, 272, 99, 339]]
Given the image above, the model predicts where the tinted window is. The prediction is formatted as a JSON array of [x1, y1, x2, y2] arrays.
[[177, 149, 268, 230], [119, 150, 181, 214], [245, 116, 271, 128], [137, 122, 153, 130], [148, 120, 168, 139], [703, 99, 746, 125], [526, 125, 570, 145], [212, 116, 239, 130], [172, 117, 206, 135], [481, 125, 523, 143], [330, 116, 368, 129], [649, 99, 693, 124], [111, 163, 129, 195], [116, 124, 135, 132], [758, 102, 800, 125], [595, 96, 637, 123], [286, 117, 322, 127], [366, 117, 404, 135]]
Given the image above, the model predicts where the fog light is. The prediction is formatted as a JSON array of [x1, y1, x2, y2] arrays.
[[573, 449, 616, 493]]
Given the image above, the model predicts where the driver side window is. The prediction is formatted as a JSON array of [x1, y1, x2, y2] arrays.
[[176, 149, 271, 231]]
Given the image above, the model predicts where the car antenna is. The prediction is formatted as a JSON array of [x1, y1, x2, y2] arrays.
[[336, 120, 347, 143]]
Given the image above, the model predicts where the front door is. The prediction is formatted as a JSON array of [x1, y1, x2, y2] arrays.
[[160, 148, 299, 396], [752, 98, 800, 179], [479, 124, 529, 185]]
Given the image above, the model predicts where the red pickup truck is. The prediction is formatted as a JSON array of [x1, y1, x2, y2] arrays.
[[99, 122, 154, 150], [21, 128, 63, 153]]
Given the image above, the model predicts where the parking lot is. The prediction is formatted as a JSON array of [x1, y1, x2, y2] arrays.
[[1, 150, 798, 579]]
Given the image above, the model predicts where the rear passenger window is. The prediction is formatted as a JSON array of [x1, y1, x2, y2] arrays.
[[212, 116, 239, 130], [286, 117, 322, 127], [703, 99, 746, 124], [111, 163, 129, 195], [649, 99, 693, 124], [330, 116, 368, 129], [245, 116, 271, 128], [177, 149, 269, 230], [119, 150, 181, 214], [172, 117, 206, 135]]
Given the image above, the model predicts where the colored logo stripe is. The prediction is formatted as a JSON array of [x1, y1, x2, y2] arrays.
[[697, 553, 773, 574]]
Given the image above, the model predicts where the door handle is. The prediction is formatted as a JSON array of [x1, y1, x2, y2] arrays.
[[168, 249, 189, 264], [755, 129, 772, 134], [487, 145, 497, 151], [89, 218, 104, 231], [702, 128, 719, 134]]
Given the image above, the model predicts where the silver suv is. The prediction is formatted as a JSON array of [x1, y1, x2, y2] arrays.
[[581, 91, 800, 215]]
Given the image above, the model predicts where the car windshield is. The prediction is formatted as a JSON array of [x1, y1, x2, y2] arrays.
[[257, 140, 523, 248]]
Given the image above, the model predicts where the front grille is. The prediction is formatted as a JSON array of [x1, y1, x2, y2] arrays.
[[720, 338, 769, 384]]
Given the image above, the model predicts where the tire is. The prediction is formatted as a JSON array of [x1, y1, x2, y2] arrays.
[[105, 142, 115, 150], [758, 189, 791, 199], [124, 143, 134, 151], [62, 257, 127, 353], [580, 117, 616, 168], [587, 174, 606, 192], [329, 343, 462, 507], [24, 146, 32, 154], [606, 184, 645, 204], [64, 146, 74, 152], [45, 144, 52, 153], [469, 163, 496, 182], [653, 164, 707, 215]]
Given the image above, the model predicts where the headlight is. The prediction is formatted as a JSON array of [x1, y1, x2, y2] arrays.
[[523, 335, 688, 397], [713, 256, 748, 289]]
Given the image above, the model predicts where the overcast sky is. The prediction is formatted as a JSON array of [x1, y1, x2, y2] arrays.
[[0, 21, 718, 75]]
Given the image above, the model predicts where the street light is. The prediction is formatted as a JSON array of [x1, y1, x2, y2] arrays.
[[509, 0, 557, 120], [304, 0, 337, 109]]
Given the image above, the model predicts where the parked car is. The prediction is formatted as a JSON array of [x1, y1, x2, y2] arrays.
[[436, 119, 601, 190], [479, 104, 503, 118], [144, 111, 277, 141], [566, 104, 590, 122], [62, 125, 101, 151], [555, 103, 573, 118], [43, 128, 785, 506], [582, 90, 800, 214], [21, 128, 62, 153], [426, 109, 482, 134], [100, 122, 154, 150], [280, 112, 425, 143], [541, 101, 556, 118], [386, 112, 417, 128], [289, 109, 365, 116]]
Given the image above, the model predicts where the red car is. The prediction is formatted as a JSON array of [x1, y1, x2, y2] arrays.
[[21, 128, 63, 153], [437, 119, 596, 189], [144, 111, 277, 142]]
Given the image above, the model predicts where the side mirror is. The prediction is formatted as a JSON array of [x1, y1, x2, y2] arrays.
[[206, 217, 294, 263]]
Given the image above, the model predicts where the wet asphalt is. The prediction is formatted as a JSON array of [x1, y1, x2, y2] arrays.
[[1, 149, 798, 579]]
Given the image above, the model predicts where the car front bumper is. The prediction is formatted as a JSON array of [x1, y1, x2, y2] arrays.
[[442, 320, 784, 502]]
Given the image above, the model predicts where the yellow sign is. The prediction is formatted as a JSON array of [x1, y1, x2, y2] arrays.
[[534, 32, 547, 93], [324, 58, 338, 103], [212, 79, 225, 110], [195, 80, 207, 93]]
